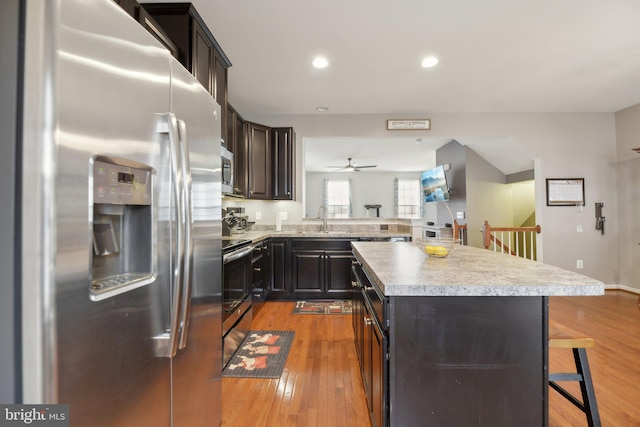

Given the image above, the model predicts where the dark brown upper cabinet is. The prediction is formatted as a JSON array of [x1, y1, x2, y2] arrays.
[[141, 3, 232, 144], [226, 104, 247, 197], [113, 0, 178, 57], [272, 127, 296, 200], [246, 122, 272, 199]]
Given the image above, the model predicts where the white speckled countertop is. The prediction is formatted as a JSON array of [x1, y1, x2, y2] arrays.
[[224, 230, 410, 243], [352, 242, 605, 297]]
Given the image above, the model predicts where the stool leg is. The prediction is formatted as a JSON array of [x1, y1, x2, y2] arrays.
[[573, 348, 601, 427]]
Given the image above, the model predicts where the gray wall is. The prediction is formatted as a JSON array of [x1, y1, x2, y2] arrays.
[[465, 147, 514, 248], [435, 140, 466, 225], [1, 0, 19, 403], [615, 103, 640, 291], [245, 112, 619, 284]]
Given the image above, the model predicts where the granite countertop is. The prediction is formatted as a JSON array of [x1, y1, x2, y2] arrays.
[[224, 229, 410, 243], [352, 242, 605, 297]]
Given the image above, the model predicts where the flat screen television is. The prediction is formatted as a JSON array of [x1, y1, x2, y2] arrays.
[[421, 165, 450, 202]]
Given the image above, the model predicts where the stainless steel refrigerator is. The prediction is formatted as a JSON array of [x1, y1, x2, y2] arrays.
[[0, 0, 222, 426]]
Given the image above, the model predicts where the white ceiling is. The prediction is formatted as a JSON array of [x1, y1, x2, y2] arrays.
[[142, 0, 640, 173], [304, 137, 451, 173], [158, 0, 640, 115]]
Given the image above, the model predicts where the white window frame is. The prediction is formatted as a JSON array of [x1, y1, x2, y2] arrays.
[[395, 179, 421, 219], [324, 179, 352, 218]]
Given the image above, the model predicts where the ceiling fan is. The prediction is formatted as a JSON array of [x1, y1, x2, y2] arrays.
[[327, 157, 377, 172]]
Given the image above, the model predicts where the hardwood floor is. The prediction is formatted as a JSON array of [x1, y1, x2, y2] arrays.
[[549, 290, 640, 427], [222, 291, 640, 427], [221, 302, 370, 427]]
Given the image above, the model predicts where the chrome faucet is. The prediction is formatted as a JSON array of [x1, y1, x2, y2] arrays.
[[316, 205, 328, 232]]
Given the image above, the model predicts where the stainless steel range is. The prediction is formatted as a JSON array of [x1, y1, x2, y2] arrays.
[[222, 239, 254, 366]]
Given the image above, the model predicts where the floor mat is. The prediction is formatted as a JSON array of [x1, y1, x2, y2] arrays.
[[223, 330, 294, 378], [292, 300, 352, 314]]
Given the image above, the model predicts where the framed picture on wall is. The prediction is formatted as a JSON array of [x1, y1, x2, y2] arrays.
[[546, 178, 585, 206]]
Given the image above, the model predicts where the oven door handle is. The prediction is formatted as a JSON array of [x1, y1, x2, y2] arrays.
[[223, 246, 254, 264]]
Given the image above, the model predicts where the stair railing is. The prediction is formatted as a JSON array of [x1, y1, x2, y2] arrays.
[[453, 219, 467, 245], [482, 220, 541, 260]]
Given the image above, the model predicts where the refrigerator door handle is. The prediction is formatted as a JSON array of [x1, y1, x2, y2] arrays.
[[177, 119, 194, 350], [159, 112, 184, 358]]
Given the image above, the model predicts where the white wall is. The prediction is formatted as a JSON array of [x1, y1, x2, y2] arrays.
[[305, 171, 420, 218], [222, 198, 303, 225], [615, 103, 640, 291], [244, 112, 618, 283]]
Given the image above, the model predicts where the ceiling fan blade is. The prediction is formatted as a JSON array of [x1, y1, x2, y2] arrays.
[[327, 158, 377, 171]]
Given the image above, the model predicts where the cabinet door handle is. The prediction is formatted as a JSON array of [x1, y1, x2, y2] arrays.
[[254, 267, 261, 272], [364, 317, 373, 326], [351, 280, 357, 288]]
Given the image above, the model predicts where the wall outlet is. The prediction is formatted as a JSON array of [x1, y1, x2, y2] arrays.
[[576, 260, 584, 269], [255, 211, 261, 221], [456, 211, 465, 219], [577, 225, 583, 233], [280, 211, 288, 220]]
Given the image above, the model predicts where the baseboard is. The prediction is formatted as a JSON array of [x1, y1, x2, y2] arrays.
[[605, 284, 640, 295]]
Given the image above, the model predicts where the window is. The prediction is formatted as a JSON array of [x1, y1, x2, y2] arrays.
[[395, 179, 421, 218], [324, 179, 352, 218]]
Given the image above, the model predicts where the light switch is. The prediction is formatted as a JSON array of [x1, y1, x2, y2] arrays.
[[577, 225, 583, 233], [255, 211, 261, 221]]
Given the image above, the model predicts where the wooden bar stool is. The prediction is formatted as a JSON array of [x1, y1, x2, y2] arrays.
[[548, 320, 601, 427]]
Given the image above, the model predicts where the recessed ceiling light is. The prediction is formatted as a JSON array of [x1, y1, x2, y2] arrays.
[[316, 106, 329, 112], [312, 57, 329, 69], [421, 56, 439, 68]]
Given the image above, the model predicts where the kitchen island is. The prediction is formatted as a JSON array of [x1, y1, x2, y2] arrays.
[[351, 242, 604, 427]]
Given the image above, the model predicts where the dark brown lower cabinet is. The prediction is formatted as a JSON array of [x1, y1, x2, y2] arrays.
[[263, 238, 355, 300], [291, 250, 323, 295], [251, 242, 269, 313], [290, 239, 354, 299], [388, 297, 546, 426], [353, 257, 547, 427], [353, 261, 388, 427], [267, 239, 289, 298], [370, 307, 385, 427]]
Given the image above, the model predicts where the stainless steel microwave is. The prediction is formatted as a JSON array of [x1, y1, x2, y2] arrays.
[[221, 145, 233, 194]]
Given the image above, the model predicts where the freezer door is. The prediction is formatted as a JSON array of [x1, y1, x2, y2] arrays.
[[21, 1, 174, 425], [169, 59, 223, 427]]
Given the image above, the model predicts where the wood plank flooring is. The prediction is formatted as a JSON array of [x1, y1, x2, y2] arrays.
[[549, 290, 640, 427], [221, 302, 370, 427], [222, 291, 640, 427]]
